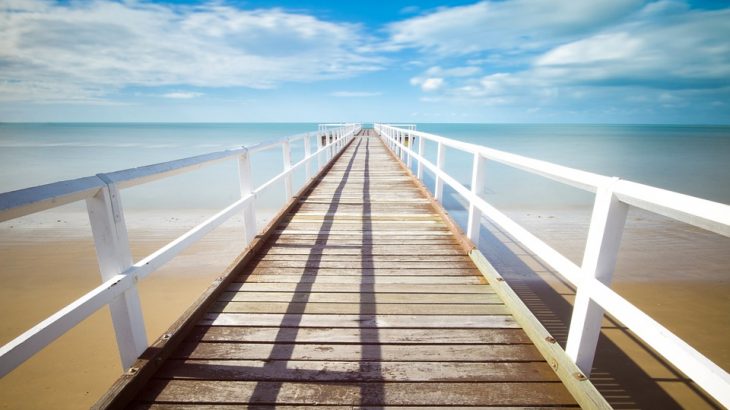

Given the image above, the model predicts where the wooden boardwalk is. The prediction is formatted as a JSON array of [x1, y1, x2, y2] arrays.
[[99, 130, 579, 408]]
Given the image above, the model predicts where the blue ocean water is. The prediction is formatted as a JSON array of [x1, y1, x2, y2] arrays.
[[1, 123, 728, 212]]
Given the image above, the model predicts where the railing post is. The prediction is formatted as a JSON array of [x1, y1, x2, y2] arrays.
[[316, 132, 324, 170], [406, 132, 412, 169], [238, 150, 257, 243], [304, 134, 312, 179], [565, 177, 628, 376], [282, 138, 293, 198], [399, 132, 405, 162], [467, 152, 487, 244], [417, 135, 425, 180], [86, 180, 147, 370], [434, 141, 445, 202]]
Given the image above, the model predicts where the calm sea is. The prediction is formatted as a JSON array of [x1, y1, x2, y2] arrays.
[[1, 123, 728, 212]]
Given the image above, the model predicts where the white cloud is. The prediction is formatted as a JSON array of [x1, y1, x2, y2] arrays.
[[162, 92, 204, 99], [533, 8, 730, 87], [422, 78, 444, 91], [0, 0, 381, 102], [410, 77, 445, 92], [400, 1, 730, 117], [386, 0, 643, 55], [330, 91, 382, 97]]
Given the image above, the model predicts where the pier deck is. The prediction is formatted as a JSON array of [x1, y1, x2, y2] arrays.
[[98, 130, 580, 408]]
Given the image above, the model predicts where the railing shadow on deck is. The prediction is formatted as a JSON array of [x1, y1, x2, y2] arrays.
[[475, 219, 720, 410], [244, 136, 368, 404], [358, 132, 385, 408], [151, 131, 388, 406]]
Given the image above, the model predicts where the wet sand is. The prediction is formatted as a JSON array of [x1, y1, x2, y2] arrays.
[[0, 206, 728, 409]]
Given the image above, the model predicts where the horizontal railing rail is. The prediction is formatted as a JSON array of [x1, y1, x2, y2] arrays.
[[0, 123, 361, 377], [375, 123, 730, 407]]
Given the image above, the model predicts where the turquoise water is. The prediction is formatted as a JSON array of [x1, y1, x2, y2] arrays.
[[1, 123, 729, 211]]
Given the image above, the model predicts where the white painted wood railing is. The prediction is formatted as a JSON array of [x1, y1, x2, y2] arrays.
[[375, 123, 730, 407], [0, 123, 360, 377]]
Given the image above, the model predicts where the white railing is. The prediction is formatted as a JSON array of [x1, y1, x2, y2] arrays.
[[0, 123, 361, 377], [375, 123, 730, 407]]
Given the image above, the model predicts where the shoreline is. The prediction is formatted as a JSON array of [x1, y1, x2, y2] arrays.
[[1, 206, 728, 408]]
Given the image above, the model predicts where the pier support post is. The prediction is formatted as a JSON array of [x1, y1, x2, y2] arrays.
[[86, 181, 147, 370], [467, 153, 487, 244], [434, 142, 445, 202], [282, 139, 293, 198], [566, 178, 628, 375], [238, 150, 257, 244]]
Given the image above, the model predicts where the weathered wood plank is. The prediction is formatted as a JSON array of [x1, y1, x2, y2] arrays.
[[284, 215, 443, 222], [274, 229, 454, 239], [218, 291, 500, 304], [241, 267, 480, 276], [266, 238, 461, 245], [186, 326, 531, 344], [260, 245, 465, 255], [209, 302, 507, 315], [233, 274, 485, 285], [137, 380, 576, 406], [253, 255, 470, 263], [247, 260, 476, 269], [278, 224, 451, 231], [155, 360, 559, 382], [199, 313, 516, 328], [174, 342, 542, 361], [134, 405, 578, 410], [226, 283, 495, 294]]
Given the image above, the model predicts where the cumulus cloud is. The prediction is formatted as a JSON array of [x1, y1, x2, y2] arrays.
[[410, 77, 445, 92], [534, 8, 730, 89], [386, 0, 643, 55], [0, 0, 381, 102]]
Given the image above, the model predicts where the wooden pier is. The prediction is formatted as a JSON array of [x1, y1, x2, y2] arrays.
[[92, 129, 601, 408]]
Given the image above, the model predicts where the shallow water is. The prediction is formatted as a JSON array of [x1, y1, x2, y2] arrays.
[[2, 123, 729, 210]]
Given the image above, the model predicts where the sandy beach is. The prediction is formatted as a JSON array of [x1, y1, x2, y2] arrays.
[[491, 207, 730, 409], [0, 205, 728, 409], [0, 209, 274, 409]]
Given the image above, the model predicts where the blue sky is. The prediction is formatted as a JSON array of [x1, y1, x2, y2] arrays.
[[0, 0, 728, 123]]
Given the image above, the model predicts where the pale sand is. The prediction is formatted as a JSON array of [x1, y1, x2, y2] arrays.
[[0, 209, 273, 409], [484, 207, 729, 409], [0, 206, 728, 408]]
